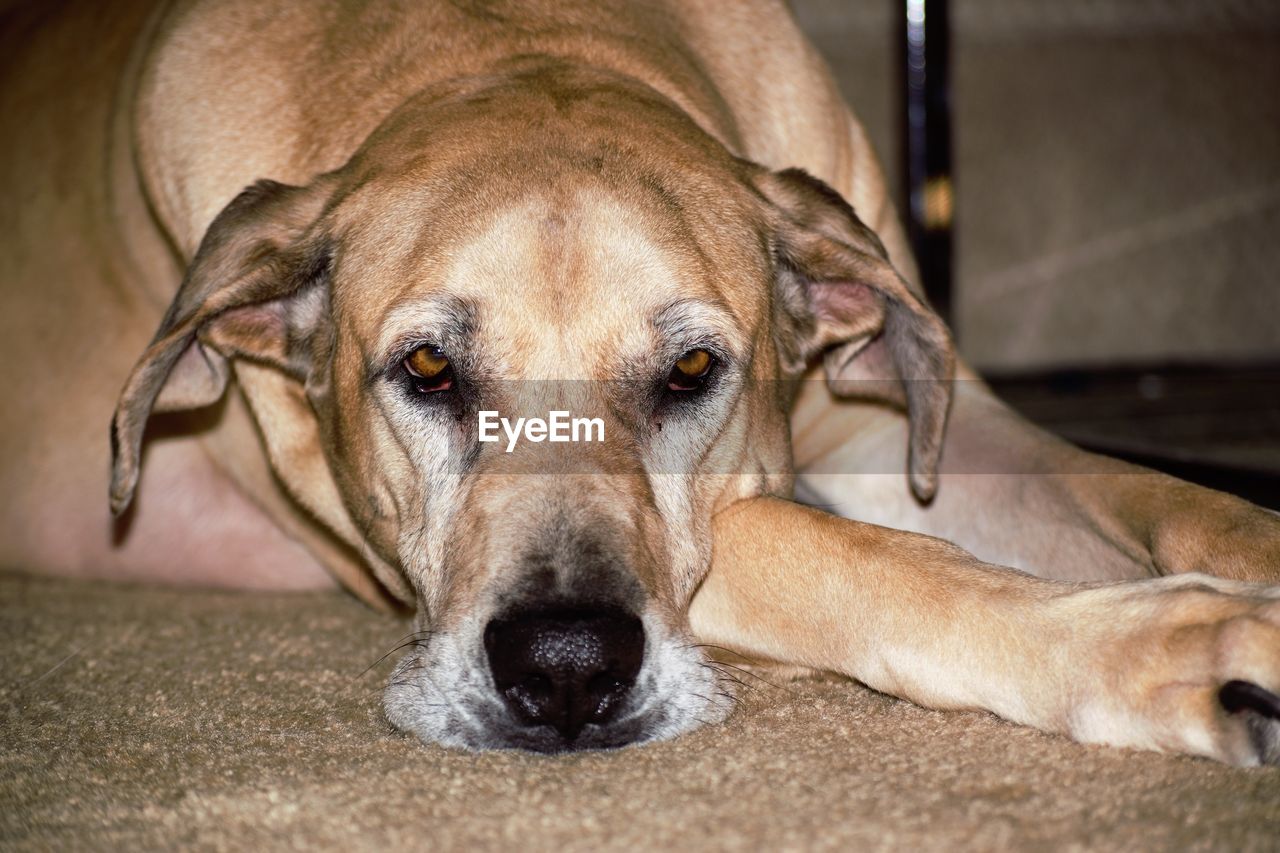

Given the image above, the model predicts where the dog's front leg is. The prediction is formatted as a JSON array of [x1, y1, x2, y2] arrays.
[[689, 497, 1280, 765]]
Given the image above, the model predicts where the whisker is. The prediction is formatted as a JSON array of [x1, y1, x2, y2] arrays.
[[356, 631, 437, 680], [699, 661, 756, 693], [702, 659, 796, 695], [683, 642, 758, 661]]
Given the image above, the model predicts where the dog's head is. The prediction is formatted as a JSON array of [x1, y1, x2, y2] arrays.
[[110, 65, 952, 751]]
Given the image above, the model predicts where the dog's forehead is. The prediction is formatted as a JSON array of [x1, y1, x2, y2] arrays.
[[344, 180, 762, 374], [446, 189, 711, 362]]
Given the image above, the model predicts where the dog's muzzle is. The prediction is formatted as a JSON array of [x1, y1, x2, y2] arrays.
[[484, 606, 645, 742], [383, 519, 732, 751], [384, 593, 733, 752]]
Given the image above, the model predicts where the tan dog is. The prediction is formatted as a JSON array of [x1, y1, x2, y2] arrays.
[[3, 0, 1279, 760]]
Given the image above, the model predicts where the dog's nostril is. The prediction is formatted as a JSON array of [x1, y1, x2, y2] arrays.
[[484, 607, 645, 742], [521, 674, 553, 697], [586, 673, 631, 717], [506, 675, 554, 720]]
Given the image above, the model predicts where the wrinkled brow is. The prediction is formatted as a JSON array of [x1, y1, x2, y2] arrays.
[[370, 295, 478, 376], [651, 297, 740, 358]]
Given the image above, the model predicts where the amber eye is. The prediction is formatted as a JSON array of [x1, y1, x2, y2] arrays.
[[668, 349, 714, 392], [404, 346, 453, 392]]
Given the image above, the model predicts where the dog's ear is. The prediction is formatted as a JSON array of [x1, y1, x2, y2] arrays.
[[756, 167, 955, 502], [109, 177, 338, 515]]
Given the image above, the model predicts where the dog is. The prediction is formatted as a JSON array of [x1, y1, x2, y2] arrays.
[[3, 0, 1279, 762]]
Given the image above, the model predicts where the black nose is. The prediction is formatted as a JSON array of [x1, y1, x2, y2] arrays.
[[484, 608, 645, 742]]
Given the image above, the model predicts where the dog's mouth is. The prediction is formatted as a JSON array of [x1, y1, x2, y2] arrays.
[[383, 606, 734, 752]]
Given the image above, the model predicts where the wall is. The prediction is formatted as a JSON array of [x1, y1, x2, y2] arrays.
[[792, 0, 1280, 370]]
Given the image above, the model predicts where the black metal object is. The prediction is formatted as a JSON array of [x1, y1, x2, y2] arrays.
[[898, 0, 953, 325]]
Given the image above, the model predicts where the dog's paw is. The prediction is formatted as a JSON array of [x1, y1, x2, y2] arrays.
[[1058, 573, 1280, 766]]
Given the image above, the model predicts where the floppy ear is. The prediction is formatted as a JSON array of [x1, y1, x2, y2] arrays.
[[109, 177, 338, 516], [756, 167, 955, 502]]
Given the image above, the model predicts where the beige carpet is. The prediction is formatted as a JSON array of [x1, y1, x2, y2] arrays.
[[2, 572, 1278, 851]]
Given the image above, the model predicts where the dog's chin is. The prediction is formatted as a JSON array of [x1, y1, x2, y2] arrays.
[[382, 617, 735, 752]]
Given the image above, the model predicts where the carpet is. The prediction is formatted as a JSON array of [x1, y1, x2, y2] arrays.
[[3, 572, 1277, 851]]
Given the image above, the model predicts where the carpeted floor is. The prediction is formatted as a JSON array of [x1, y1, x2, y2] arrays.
[[2, 573, 1277, 851]]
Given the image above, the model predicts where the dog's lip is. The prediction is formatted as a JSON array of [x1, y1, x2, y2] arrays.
[[395, 683, 659, 753], [469, 671, 659, 753], [469, 714, 656, 753]]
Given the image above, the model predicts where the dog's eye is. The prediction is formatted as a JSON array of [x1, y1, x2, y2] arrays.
[[667, 349, 714, 392], [404, 345, 453, 393]]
